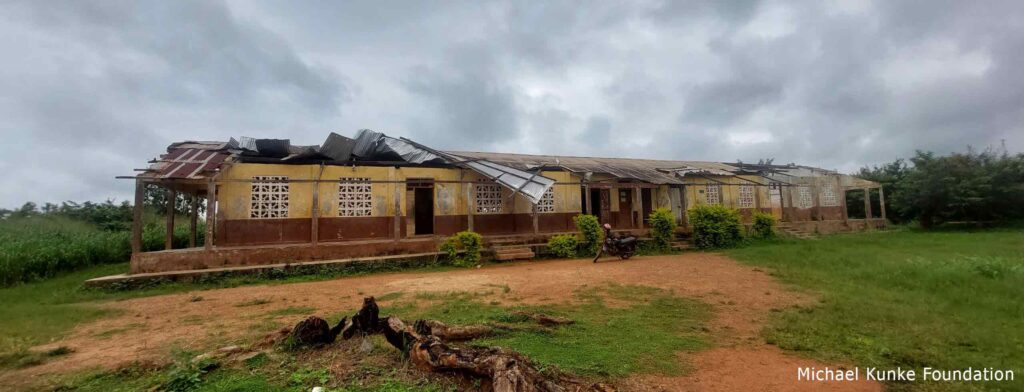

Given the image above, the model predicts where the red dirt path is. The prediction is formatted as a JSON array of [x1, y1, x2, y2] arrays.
[[4, 253, 880, 391]]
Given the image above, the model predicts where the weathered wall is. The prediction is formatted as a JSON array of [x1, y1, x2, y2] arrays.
[[213, 163, 587, 245]]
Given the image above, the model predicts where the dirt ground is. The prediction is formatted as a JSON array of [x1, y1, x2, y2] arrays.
[[4, 253, 880, 391]]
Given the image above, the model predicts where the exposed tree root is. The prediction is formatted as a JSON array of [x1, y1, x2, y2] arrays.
[[318, 297, 612, 392]]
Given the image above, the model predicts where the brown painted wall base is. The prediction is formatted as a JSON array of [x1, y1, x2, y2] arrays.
[[780, 218, 887, 235], [131, 237, 442, 274], [319, 217, 395, 241], [217, 218, 311, 246]]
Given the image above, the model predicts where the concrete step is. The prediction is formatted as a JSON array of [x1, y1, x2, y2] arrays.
[[493, 245, 540, 260], [492, 243, 547, 250], [494, 249, 535, 261]]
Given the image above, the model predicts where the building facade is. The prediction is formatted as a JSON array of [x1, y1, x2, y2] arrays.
[[124, 131, 886, 274]]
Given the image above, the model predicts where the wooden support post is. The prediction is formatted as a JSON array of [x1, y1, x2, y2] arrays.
[[753, 183, 762, 210], [205, 180, 216, 251], [810, 182, 821, 221], [131, 180, 144, 256], [189, 194, 198, 248], [634, 186, 643, 229], [466, 181, 474, 232], [393, 170, 402, 241], [840, 187, 849, 223], [311, 165, 324, 251], [532, 204, 539, 235], [165, 189, 176, 250], [584, 183, 592, 215], [863, 188, 873, 225], [878, 186, 887, 223]]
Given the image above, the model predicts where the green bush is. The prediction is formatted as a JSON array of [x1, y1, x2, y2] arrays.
[[573, 214, 603, 256], [546, 234, 578, 258], [751, 212, 777, 239], [648, 208, 677, 251], [688, 205, 743, 249], [439, 231, 483, 267]]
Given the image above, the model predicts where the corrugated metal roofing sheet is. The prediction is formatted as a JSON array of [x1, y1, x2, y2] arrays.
[[142, 141, 231, 180], [446, 151, 742, 184]]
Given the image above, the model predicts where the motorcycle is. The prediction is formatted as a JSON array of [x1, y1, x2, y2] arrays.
[[592, 223, 637, 262]]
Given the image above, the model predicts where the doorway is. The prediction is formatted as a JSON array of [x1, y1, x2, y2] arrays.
[[407, 180, 434, 235], [589, 188, 604, 221], [641, 188, 653, 225]]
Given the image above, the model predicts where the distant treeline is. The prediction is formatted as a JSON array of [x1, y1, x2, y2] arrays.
[[0, 185, 202, 227], [855, 147, 1024, 228]]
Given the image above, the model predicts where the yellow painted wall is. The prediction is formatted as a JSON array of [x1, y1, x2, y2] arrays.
[[681, 175, 770, 210], [218, 163, 585, 220], [218, 163, 320, 219]]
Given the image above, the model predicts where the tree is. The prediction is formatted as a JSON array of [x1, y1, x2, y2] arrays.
[[144, 184, 204, 216], [888, 149, 1024, 228], [857, 159, 910, 222]]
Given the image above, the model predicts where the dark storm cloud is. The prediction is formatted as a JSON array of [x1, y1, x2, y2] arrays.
[[1, 0, 1023, 207]]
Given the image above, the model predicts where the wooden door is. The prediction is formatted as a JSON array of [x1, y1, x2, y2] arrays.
[[618, 189, 633, 228]]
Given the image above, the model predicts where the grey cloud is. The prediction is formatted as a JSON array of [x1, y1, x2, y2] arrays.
[[402, 44, 520, 149], [2, 0, 1024, 208]]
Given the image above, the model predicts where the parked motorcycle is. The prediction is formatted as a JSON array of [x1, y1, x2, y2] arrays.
[[592, 224, 637, 262]]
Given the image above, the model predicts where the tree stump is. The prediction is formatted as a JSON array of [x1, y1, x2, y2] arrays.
[[288, 315, 346, 348]]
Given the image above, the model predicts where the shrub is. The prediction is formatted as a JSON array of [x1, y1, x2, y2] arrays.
[[546, 234, 578, 258], [751, 212, 777, 239], [573, 214, 603, 256], [648, 208, 677, 251], [439, 231, 483, 267], [688, 205, 743, 249]]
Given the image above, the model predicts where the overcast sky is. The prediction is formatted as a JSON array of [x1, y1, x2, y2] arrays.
[[1, 0, 1022, 208]]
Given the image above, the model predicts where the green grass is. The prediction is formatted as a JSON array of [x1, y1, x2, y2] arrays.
[[0, 214, 202, 286], [0, 216, 130, 286], [398, 284, 712, 377], [727, 228, 1024, 391]]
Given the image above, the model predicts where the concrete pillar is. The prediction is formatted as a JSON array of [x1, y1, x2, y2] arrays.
[[165, 188, 176, 250], [205, 180, 216, 250], [131, 180, 144, 256]]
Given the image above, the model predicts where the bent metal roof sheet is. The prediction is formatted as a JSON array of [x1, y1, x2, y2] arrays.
[[140, 141, 232, 180], [446, 151, 741, 184]]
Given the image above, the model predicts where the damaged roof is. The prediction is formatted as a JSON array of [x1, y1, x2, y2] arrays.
[[447, 151, 743, 184], [131, 130, 867, 199], [139, 141, 232, 180]]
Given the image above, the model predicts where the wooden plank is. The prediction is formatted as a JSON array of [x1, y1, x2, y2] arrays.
[[205, 180, 216, 251], [131, 180, 144, 255], [165, 189, 176, 250]]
